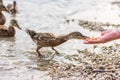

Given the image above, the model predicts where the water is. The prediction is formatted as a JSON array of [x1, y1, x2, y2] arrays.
[[0, 0, 120, 80]]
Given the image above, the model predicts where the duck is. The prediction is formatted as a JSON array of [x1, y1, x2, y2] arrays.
[[26, 29, 88, 57], [0, 4, 9, 25], [0, 19, 21, 37], [0, 0, 3, 4], [7, 0, 18, 17]]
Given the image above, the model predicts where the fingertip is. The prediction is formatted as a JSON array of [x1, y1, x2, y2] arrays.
[[83, 41, 90, 44]]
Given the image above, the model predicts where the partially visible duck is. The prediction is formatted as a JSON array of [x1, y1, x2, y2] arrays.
[[26, 29, 88, 57], [7, 1, 18, 17], [0, 19, 21, 37], [0, 4, 9, 25], [0, 0, 3, 4]]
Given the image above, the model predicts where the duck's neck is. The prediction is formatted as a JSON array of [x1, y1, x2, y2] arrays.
[[0, 11, 6, 25], [8, 26, 15, 36], [0, 11, 4, 17], [13, 1, 16, 8], [53, 34, 72, 46]]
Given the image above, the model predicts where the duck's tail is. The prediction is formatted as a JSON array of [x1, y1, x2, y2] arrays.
[[26, 29, 37, 38]]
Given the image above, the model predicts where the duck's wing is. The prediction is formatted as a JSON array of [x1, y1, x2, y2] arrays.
[[33, 33, 56, 42], [43, 33, 55, 38], [0, 28, 8, 36]]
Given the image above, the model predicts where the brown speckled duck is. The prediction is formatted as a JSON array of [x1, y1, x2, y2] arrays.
[[0, 19, 21, 37], [26, 29, 88, 57], [7, 1, 18, 17], [0, 4, 9, 25]]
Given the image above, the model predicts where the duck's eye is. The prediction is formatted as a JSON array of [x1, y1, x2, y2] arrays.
[[13, 21, 16, 23], [75, 34, 80, 36]]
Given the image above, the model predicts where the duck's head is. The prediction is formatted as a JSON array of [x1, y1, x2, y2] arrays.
[[0, 4, 9, 13], [26, 29, 37, 37], [10, 19, 22, 30], [68, 31, 89, 39], [13, 1, 17, 7]]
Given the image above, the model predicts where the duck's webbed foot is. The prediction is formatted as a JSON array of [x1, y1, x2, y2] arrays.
[[52, 47, 60, 54], [36, 46, 43, 57]]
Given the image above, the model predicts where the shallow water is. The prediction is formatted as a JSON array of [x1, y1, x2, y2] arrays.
[[0, 0, 120, 80]]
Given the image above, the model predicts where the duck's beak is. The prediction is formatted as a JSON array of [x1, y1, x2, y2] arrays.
[[16, 23, 22, 30], [4, 8, 9, 13], [80, 35, 89, 39]]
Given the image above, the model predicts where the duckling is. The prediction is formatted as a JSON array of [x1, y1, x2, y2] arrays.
[[0, 19, 21, 37], [7, 1, 18, 17], [0, 4, 9, 25], [26, 29, 88, 57]]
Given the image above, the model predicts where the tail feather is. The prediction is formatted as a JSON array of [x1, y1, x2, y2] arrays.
[[26, 29, 37, 37]]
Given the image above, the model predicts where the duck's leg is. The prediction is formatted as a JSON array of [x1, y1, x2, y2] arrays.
[[36, 46, 42, 57], [52, 47, 60, 54]]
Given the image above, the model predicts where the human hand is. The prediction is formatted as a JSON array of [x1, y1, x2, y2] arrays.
[[84, 29, 120, 44]]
